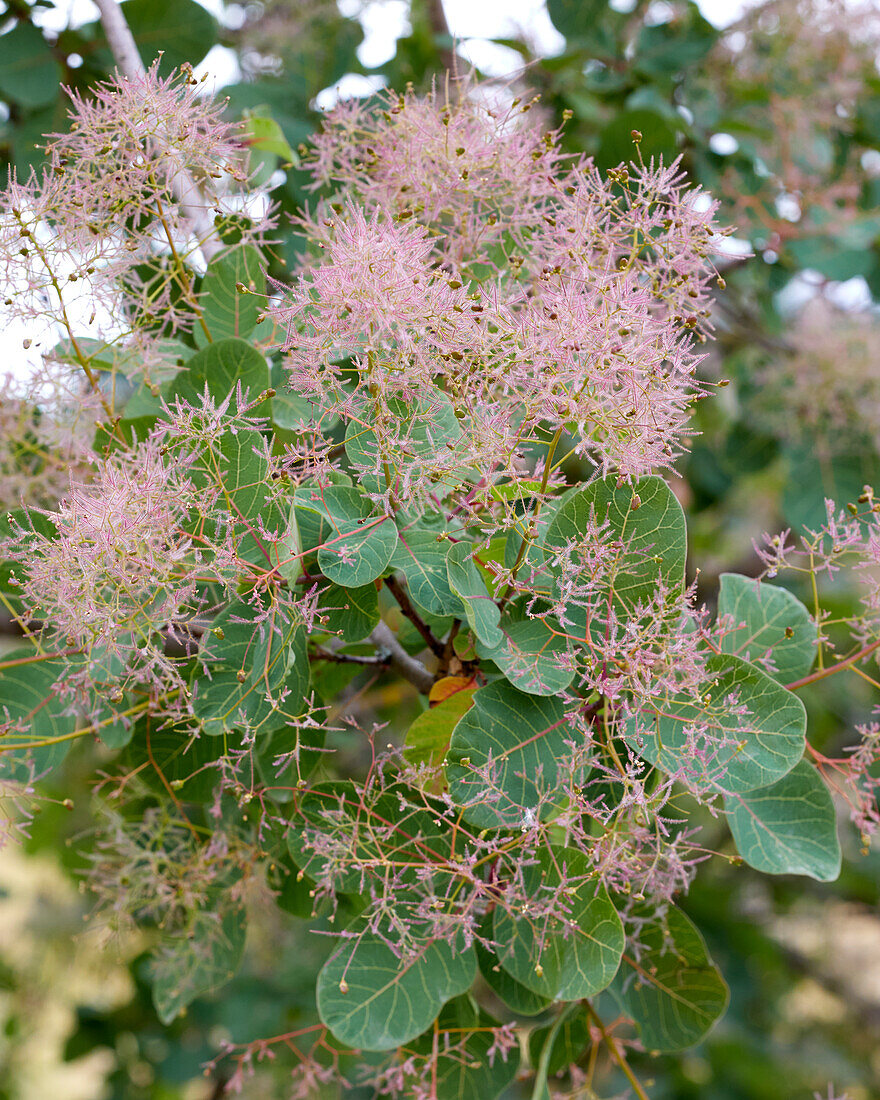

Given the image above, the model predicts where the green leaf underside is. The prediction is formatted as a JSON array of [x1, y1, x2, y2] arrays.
[[151, 907, 246, 1024], [494, 847, 624, 1000], [725, 758, 841, 881], [446, 541, 503, 648], [627, 652, 806, 793], [446, 680, 579, 829], [192, 597, 309, 735], [544, 475, 687, 618], [392, 523, 464, 617], [318, 582, 380, 642], [317, 927, 476, 1051], [718, 573, 816, 684], [476, 616, 575, 696], [616, 906, 729, 1052], [297, 485, 398, 587]]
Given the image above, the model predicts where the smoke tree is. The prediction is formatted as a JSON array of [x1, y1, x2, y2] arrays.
[[1, 14, 880, 1098]]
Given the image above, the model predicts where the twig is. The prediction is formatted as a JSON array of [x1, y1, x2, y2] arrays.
[[384, 575, 446, 658], [310, 647, 389, 668], [785, 637, 880, 691], [584, 1002, 651, 1100], [370, 621, 435, 693]]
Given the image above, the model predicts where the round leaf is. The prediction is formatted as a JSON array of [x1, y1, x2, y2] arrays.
[[718, 573, 816, 684], [446, 680, 579, 829], [626, 653, 807, 794], [317, 927, 476, 1051], [494, 847, 623, 1000], [616, 906, 729, 1052], [725, 758, 841, 881]]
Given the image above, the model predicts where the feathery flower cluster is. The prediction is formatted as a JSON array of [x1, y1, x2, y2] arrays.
[[1, 62, 273, 363], [9, 447, 197, 703], [0, 367, 97, 510], [756, 301, 880, 454], [276, 81, 727, 506], [706, 0, 879, 242]]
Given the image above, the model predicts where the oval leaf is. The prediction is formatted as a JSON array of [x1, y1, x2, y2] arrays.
[[446, 541, 502, 649], [616, 906, 729, 1053], [718, 573, 816, 684], [725, 758, 841, 881], [317, 927, 476, 1051], [446, 680, 579, 829], [544, 474, 686, 616], [494, 847, 624, 1000], [626, 652, 806, 793]]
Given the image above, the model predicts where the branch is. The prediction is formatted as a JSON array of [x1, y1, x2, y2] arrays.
[[384, 575, 446, 658], [370, 621, 435, 694], [93, 0, 222, 261]]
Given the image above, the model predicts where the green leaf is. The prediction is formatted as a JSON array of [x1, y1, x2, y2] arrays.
[[408, 996, 520, 1100], [404, 690, 475, 770], [196, 245, 266, 344], [544, 475, 686, 625], [597, 109, 677, 170], [718, 573, 816, 684], [446, 542, 502, 649], [169, 337, 270, 415], [0, 650, 77, 778], [296, 485, 398, 587], [476, 616, 574, 697], [122, 716, 227, 802], [446, 680, 579, 829], [253, 722, 326, 792], [529, 1009, 592, 1077], [494, 847, 623, 1000], [475, 915, 551, 1017], [627, 652, 807, 793], [286, 780, 452, 894], [269, 500, 302, 585], [192, 596, 309, 735], [392, 521, 463, 617], [725, 759, 841, 881], [317, 926, 476, 1051], [0, 24, 62, 109], [344, 387, 469, 498], [634, 13, 717, 78], [243, 112, 298, 162], [616, 906, 729, 1052], [318, 582, 380, 642], [120, 0, 217, 72], [547, 0, 609, 39], [151, 907, 246, 1024]]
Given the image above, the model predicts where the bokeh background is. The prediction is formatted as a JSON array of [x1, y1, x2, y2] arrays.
[[2, 0, 880, 1096]]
